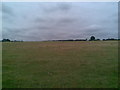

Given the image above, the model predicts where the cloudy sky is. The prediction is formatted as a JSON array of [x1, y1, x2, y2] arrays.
[[2, 2, 118, 41]]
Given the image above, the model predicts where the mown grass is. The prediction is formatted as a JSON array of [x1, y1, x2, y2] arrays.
[[2, 41, 118, 88]]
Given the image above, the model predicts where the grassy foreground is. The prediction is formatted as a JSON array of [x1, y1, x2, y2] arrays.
[[2, 41, 118, 88]]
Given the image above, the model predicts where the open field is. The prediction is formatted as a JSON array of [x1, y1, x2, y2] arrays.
[[2, 41, 118, 88]]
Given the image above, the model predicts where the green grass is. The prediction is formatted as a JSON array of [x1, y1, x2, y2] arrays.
[[2, 41, 118, 88]]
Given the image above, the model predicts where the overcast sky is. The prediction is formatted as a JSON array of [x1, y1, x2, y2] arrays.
[[2, 2, 118, 41]]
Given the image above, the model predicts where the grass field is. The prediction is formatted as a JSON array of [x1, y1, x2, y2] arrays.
[[2, 41, 118, 88]]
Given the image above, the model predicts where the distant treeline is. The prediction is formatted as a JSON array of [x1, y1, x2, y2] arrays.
[[50, 38, 119, 41], [1, 36, 120, 42], [1, 39, 23, 42], [50, 36, 120, 41], [51, 39, 87, 41], [102, 38, 119, 41]]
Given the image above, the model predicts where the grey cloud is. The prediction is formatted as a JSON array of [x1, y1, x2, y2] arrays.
[[34, 18, 46, 23], [35, 17, 75, 23], [2, 27, 31, 40], [58, 17, 76, 23], [55, 18, 77, 27], [2, 4, 15, 23], [36, 26, 52, 30], [42, 3, 72, 13], [34, 16, 77, 30], [57, 3, 72, 11], [2, 2, 117, 41], [82, 25, 102, 32], [2, 4, 14, 15]]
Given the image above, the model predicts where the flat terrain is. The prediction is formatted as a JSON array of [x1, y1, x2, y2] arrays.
[[2, 41, 118, 88]]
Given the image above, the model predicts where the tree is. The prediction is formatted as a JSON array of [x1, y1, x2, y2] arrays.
[[89, 36, 95, 41], [2, 39, 11, 42]]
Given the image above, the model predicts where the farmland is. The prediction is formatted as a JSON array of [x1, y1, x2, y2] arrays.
[[2, 41, 118, 88]]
